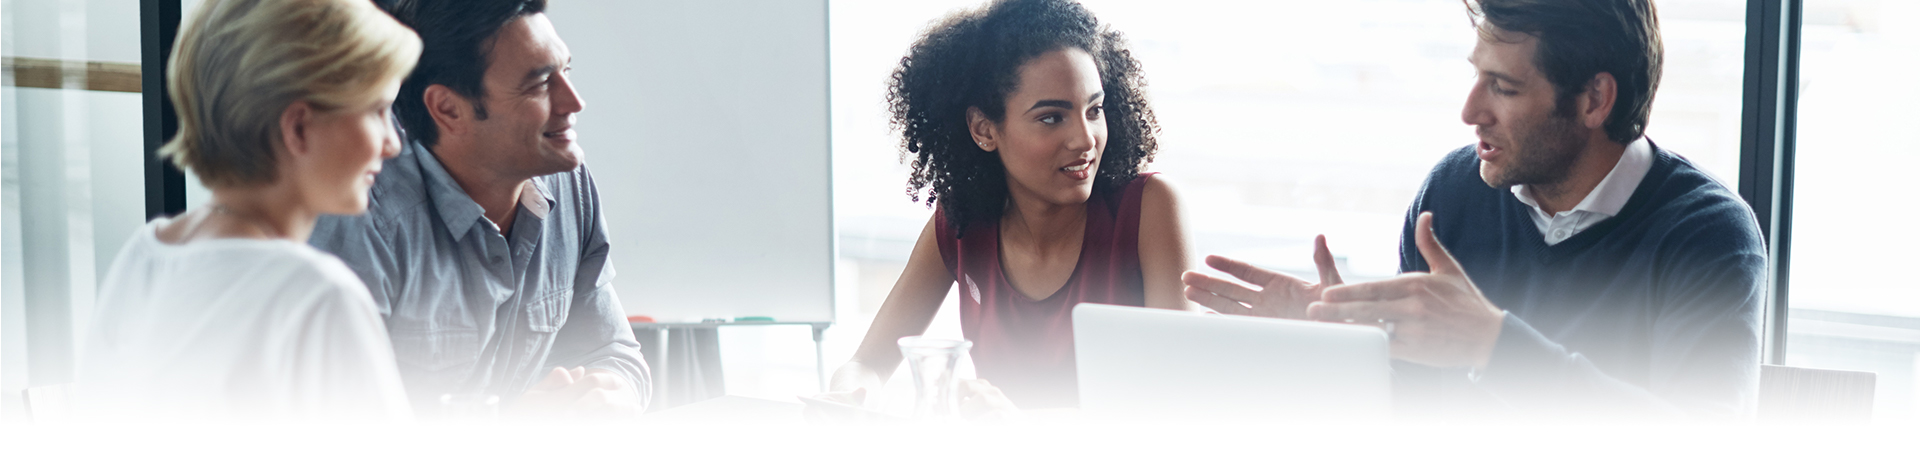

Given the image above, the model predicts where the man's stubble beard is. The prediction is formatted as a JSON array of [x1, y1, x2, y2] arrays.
[[1487, 106, 1584, 191]]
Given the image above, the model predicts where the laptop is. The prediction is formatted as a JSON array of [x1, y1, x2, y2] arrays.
[[1072, 303, 1391, 419]]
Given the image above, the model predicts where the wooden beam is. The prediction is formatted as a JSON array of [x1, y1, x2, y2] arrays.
[[2, 57, 143, 93]]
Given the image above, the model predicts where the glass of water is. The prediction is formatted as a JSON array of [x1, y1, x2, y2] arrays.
[[897, 336, 972, 420]]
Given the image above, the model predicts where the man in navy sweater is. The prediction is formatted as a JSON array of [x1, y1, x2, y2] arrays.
[[1183, 0, 1765, 418]]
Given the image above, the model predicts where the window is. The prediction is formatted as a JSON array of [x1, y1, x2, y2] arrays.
[[1784, 0, 1920, 419], [2, 0, 146, 418]]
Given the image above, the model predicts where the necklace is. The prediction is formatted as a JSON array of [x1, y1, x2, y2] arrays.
[[211, 204, 281, 238]]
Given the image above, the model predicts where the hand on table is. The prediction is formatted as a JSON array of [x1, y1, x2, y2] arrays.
[[957, 378, 1021, 421], [1312, 212, 1505, 369], [806, 361, 883, 421], [802, 387, 875, 422], [1181, 235, 1344, 319], [514, 366, 641, 418], [811, 387, 868, 408]]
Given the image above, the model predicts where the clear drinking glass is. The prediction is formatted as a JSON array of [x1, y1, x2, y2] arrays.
[[897, 336, 972, 420]]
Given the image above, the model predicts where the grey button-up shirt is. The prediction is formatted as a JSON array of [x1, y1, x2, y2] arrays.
[[311, 140, 649, 409]]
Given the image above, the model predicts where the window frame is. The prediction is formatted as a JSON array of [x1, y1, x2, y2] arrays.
[[141, 0, 186, 219], [1738, 0, 1802, 366]]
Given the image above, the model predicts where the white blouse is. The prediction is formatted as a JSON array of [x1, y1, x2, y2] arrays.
[[75, 218, 411, 421]]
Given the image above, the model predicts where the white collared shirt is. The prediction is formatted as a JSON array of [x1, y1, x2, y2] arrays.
[[1511, 137, 1653, 245]]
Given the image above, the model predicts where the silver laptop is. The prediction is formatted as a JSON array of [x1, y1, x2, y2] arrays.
[[1073, 303, 1391, 419]]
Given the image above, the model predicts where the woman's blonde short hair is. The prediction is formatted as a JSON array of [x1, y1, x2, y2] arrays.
[[159, 0, 422, 188]]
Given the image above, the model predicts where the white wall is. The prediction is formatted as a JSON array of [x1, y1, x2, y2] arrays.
[[545, 0, 835, 324]]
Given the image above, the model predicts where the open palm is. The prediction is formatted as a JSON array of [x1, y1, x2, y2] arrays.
[[1181, 235, 1343, 320]]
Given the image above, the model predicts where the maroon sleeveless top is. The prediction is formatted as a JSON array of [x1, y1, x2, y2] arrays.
[[934, 173, 1154, 408]]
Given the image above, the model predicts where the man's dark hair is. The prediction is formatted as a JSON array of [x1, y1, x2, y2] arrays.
[[1468, 0, 1662, 144], [889, 0, 1160, 237], [380, 0, 547, 148]]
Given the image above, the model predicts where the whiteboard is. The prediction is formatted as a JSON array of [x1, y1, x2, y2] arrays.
[[547, 0, 835, 324]]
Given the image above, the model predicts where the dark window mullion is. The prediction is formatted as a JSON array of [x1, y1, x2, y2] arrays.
[[141, 0, 185, 219], [1737, 0, 1801, 366]]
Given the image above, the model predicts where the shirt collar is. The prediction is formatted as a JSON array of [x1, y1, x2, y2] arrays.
[[1510, 136, 1653, 218], [412, 141, 488, 239], [412, 141, 559, 238], [521, 176, 553, 220]]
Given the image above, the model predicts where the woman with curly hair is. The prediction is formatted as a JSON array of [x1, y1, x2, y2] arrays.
[[825, 0, 1191, 411]]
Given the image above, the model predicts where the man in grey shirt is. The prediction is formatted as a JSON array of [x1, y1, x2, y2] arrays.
[[311, 0, 648, 415]]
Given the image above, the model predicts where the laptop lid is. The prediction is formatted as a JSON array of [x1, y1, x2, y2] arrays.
[[1072, 303, 1391, 419]]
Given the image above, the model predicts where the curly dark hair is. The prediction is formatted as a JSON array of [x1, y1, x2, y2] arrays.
[[888, 0, 1160, 238]]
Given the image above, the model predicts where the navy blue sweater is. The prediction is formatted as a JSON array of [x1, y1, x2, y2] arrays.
[[1392, 144, 1766, 418]]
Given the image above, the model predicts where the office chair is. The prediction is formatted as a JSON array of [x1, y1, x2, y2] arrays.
[[1757, 364, 1876, 422]]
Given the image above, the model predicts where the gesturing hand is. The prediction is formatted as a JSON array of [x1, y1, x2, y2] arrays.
[[1181, 235, 1343, 319], [1312, 212, 1505, 369]]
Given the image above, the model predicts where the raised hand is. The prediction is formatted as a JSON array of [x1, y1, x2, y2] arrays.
[[1312, 212, 1505, 368], [1181, 235, 1343, 319]]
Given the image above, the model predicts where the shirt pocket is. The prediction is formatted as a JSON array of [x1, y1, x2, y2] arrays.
[[526, 288, 573, 333]]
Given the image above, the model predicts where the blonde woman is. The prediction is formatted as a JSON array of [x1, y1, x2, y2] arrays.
[[74, 0, 421, 420]]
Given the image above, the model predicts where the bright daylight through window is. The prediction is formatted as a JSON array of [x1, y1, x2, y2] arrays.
[[1784, 0, 1920, 419]]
